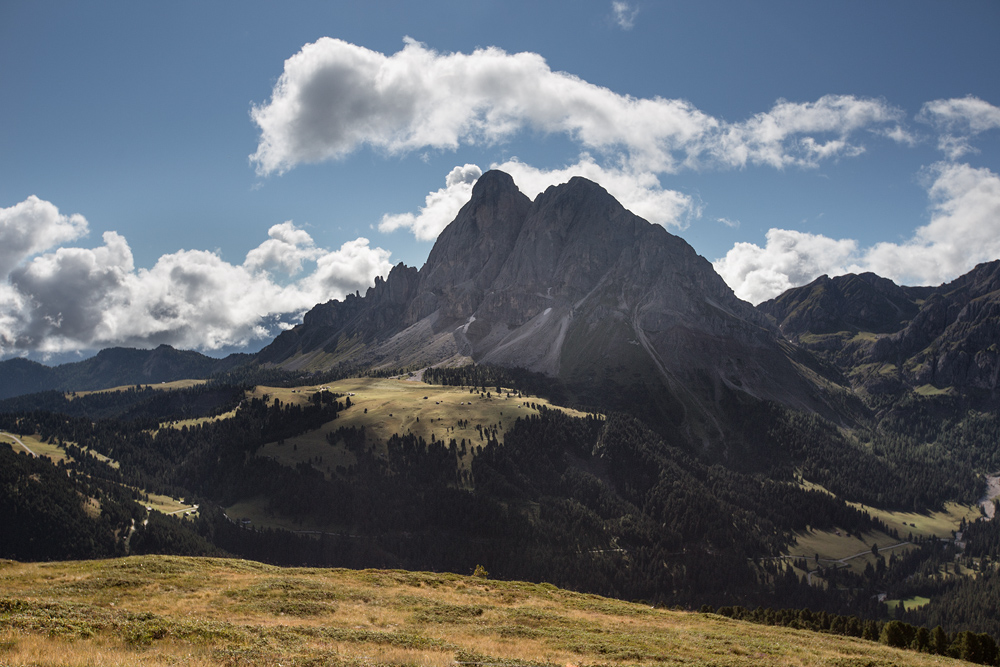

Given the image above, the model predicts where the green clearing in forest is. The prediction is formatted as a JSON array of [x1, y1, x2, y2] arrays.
[[254, 376, 594, 475]]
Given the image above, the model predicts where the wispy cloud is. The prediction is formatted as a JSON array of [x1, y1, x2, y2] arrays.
[[918, 95, 1000, 160], [612, 1, 639, 30]]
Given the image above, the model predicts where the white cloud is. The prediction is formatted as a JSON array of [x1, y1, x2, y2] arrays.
[[714, 162, 1000, 303], [880, 125, 918, 147], [9, 231, 135, 353], [0, 196, 394, 356], [0, 195, 89, 278], [301, 237, 394, 297], [714, 229, 858, 304], [250, 38, 899, 177], [612, 2, 639, 30], [712, 95, 903, 169], [864, 162, 1000, 285], [918, 96, 1000, 159], [244, 220, 323, 275], [717, 217, 740, 229], [0, 284, 27, 356], [379, 164, 482, 240]]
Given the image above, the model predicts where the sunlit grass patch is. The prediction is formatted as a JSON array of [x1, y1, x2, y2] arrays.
[[886, 596, 931, 614], [69, 379, 208, 398]]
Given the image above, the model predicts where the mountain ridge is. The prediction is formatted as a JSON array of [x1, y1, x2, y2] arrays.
[[759, 259, 1000, 401], [0, 344, 249, 400]]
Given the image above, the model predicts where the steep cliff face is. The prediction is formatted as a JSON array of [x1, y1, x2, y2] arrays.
[[759, 260, 1000, 398], [256, 171, 847, 438], [408, 170, 532, 324]]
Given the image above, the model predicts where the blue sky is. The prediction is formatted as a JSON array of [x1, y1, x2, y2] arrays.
[[2, 1, 999, 361]]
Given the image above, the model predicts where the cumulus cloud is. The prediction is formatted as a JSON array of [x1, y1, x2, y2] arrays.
[[612, 2, 639, 30], [0, 196, 89, 278], [244, 220, 323, 275], [300, 237, 394, 297], [8, 231, 134, 353], [864, 162, 1000, 284], [919, 96, 1000, 159], [250, 38, 900, 177], [0, 197, 394, 357], [714, 229, 859, 304], [715, 162, 1000, 303], [379, 164, 482, 240]]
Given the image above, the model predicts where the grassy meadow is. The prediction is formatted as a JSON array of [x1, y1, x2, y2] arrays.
[[786, 478, 982, 588], [68, 379, 209, 398], [2, 432, 69, 464], [254, 377, 591, 476], [227, 376, 594, 530], [0, 555, 974, 667]]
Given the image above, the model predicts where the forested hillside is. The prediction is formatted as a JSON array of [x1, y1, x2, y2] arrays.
[[3, 365, 1000, 643]]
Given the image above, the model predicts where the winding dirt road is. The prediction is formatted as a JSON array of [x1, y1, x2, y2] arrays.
[[2, 432, 38, 458]]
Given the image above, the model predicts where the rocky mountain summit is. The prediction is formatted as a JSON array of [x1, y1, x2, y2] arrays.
[[759, 260, 1000, 400], [258, 170, 842, 441]]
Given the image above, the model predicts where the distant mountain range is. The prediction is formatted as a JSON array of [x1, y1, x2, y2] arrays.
[[0, 344, 248, 400], [759, 260, 1000, 402]]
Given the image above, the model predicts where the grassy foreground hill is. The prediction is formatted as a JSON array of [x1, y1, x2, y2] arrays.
[[0, 556, 973, 667]]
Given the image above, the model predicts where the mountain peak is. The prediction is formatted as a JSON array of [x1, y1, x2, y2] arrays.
[[469, 169, 519, 200], [258, 172, 837, 440]]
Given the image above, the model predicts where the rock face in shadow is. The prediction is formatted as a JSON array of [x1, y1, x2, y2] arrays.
[[257, 170, 848, 443], [759, 260, 1000, 399]]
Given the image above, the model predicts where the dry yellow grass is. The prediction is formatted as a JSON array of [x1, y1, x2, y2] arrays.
[[0, 556, 974, 667], [788, 528, 914, 577], [852, 502, 981, 541], [1, 432, 70, 464], [68, 379, 208, 399], [2, 430, 122, 470], [157, 408, 240, 432]]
